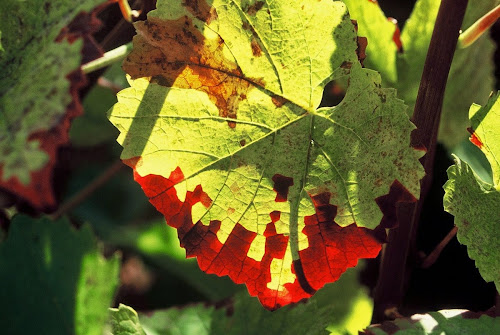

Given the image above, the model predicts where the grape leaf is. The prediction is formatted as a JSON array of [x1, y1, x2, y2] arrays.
[[444, 92, 500, 292], [0, 0, 105, 209], [108, 0, 423, 309], [344, 0, 497, 148], [0, 215, 120, 335], [362, 309, 500, 335]]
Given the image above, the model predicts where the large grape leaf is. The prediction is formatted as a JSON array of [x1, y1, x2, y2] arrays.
[[0, 0, 105, 209], [108, 0, 423, 310], [344, 0, 497, 148], [444, 92, 500, 292], [0, 215, 120, 335]]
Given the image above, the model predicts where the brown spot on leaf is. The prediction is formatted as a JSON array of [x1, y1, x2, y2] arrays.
[[271, 95, 288, 108], [240, 139, 246, 146], [272, 174, 294, 202], [251, 39, 262, 57], [182, 0, 218, 24], [340, 61, 352, 69], [245, 1, 264, 15], [357, 36, 368, 65]]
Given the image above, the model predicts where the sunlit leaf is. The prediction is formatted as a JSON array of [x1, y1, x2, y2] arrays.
[[444, 92, 500, 292], [108, 0, 423, 309]]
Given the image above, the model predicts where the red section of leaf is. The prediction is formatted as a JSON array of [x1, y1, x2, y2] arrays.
[[387, 17, 403, 53], [126, 159, 383, 310], [272, 174, 294, 202], [300, 192, 382, 291], [0, 5, 107, 210], [467, 127, 483, 149]]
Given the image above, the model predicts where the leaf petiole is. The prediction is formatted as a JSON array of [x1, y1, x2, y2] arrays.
[[458, 4, 500, 48], [108, 0, 140, 22], [81, 42, 132, 74]]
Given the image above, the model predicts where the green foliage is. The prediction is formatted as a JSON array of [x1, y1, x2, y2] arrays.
[[0, 215, 120, 335], [444, 93, 500, 292]]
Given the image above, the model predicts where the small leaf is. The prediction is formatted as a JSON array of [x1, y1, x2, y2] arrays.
[[0, 215, 120, 335], [110, 304, 147, 335], [0, 0, 105, 208], [444, 92, 500, 292], [109, 0, 423, 309], [468, 93, 500, 186], [362, 309, 500, 335]]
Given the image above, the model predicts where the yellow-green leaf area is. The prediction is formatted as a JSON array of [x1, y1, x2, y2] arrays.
[[109, 0, 423, 234], [469, 92, 500, 187]]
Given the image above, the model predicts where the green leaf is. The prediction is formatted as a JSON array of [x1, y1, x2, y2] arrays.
[[110, 304, 147, 335], [444, 93, 500, 292], [108, 0, 423, 309], [344, 0, 497, 148], [362, 309, 500, 335], [0, 0, 103, 207], [0, 215, 120, 335]]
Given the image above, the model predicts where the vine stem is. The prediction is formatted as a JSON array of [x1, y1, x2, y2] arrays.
[[81, 42, 133, 74], [49, 161, 124, 220], [372, 0, 468, 323]]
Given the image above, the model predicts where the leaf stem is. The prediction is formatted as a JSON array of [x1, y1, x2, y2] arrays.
[[459, 4, 500, 48], [81, 42, 132, 74], [372, 0, 468, 323], [108, 0, 140, 22], [49, 161, 124, 220], [420, 226, 458, 269]]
